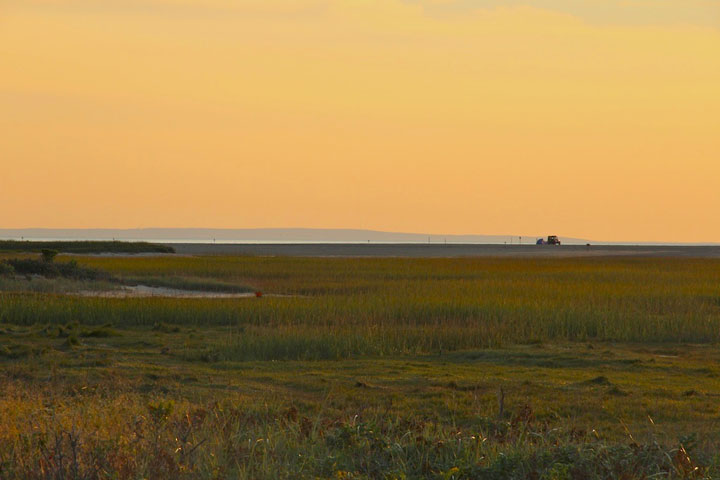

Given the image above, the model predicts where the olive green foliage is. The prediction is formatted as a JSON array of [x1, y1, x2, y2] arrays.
[[1, 255, 720, 478], [40, 248, 58, 263], [2, 257, 110, 281], [0, 262, 14, 276], [4, 255, 720, 352]]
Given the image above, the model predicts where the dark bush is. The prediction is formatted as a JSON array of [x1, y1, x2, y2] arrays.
[[0, 262, 14, 276], [55, 259, 111, 280], [2, 258, 111, 281], [41, 249, 58, 263], [3, 258, 60, 277]]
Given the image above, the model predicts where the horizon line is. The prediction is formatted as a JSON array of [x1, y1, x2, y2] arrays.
[[1, 227, 719, 246]]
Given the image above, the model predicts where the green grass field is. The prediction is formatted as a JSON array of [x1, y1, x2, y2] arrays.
[[1, 254, 720, 478]]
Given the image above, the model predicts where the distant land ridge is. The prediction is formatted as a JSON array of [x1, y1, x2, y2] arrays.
[[0, 228, 589, 244], [0, 228, 716, 246]]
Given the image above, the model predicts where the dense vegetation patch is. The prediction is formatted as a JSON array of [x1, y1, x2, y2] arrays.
[[2, 256, 720, 477], [3, 255, 720, 350], [0, 240, 174, 254], [0, 256, 253, 294], [1, 323, 719, 479], [1, 399, 712, 479], [2, 258, 111, 281]]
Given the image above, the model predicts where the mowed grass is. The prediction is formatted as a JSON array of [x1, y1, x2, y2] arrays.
[[2, 255, 720, 478]]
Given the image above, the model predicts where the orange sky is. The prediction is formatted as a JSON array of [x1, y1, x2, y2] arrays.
[[1, 0, 719, 242]]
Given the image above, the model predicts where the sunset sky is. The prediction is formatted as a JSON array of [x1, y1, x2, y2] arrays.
[[1, 0, 719, 242]]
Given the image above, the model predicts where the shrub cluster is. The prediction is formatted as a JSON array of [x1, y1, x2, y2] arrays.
[[0, 263, 14, 276], [1, 258, 111, 281]]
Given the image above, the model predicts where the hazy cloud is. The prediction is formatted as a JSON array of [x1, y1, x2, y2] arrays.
[[407, 0, 720, 28], [10, 0, 720, 28]]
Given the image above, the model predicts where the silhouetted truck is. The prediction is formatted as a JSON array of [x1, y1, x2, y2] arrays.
[[547, 235, 561, 245], [537, 236, 561, 245]]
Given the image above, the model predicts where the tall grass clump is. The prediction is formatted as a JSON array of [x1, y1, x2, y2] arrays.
[[1, 390, 717, 479]]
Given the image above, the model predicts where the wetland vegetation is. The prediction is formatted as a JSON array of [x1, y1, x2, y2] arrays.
[[1, 254, 720, 478], [0, 240, 174, 255]]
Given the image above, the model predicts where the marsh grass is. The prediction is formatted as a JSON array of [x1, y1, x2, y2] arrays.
[[2, 256, 720, 359], [2, 331, 720, 478], [0, 276, 120, 294], [1, 393, 712, 479], [3, 255, 720, 477]]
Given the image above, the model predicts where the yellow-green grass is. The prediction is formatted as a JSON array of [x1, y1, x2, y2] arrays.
[[1, 325, 719, 478], [2, 255, 720, 478], [2, 255, 720, 353]]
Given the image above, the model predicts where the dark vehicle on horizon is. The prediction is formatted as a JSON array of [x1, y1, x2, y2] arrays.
[[537, 236, 562, 245]]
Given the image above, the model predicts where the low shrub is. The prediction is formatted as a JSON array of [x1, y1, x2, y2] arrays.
[[2, 258, 58, 277], [41, 249, 58, 263], [0, 263, 14, 277], [1, 258, 111, 281]]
